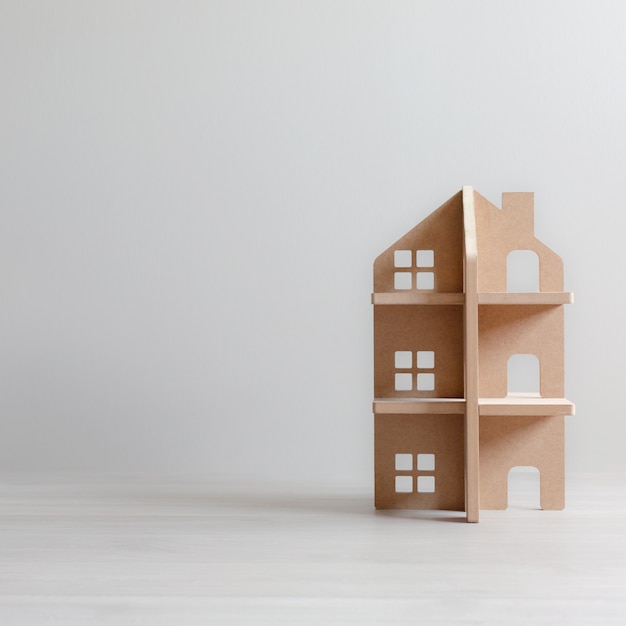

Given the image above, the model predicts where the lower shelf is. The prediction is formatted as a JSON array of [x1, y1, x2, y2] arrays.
[[373, 395, 574, 416], [373, 398, 465, 414], [479, 395, 575, 416]]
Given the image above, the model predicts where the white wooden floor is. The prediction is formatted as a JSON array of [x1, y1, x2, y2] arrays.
[[1, 472, 625, 625]]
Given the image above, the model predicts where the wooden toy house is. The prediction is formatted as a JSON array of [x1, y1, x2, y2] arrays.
[[372, 187, 574, 523]]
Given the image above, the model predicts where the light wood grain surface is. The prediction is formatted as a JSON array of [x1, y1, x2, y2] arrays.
[[1, 473, 625, 625]]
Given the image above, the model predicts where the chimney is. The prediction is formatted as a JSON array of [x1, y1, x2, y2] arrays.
[[502, 192, 534, 235]]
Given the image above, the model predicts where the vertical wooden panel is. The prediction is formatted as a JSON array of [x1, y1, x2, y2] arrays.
[[462, 186, 480, 523]]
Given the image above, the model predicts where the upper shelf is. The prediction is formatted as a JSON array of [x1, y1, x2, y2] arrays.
[[372, 292, 573, 305], [477, 292, 573, 305], [371, 292, 464, 305], [373, 398, 466, 414]]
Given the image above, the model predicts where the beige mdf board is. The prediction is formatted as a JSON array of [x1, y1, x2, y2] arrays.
[[474, 190, 565, 293], [463, 186, 480, 523], [479, 415, 565, 510], [478, 305, 564, 399], [373, 191, 464, 295], [372, 191, 466, 518], [473, 188, 573, 513], [372, 186, 573, 523], [477, 292, 573, 305], [374, 414, 465, 511], [372, 292, 464, 305], [479, 396, 574, 416], [373, 305, 464, 400], [373, 399, 466, 415]]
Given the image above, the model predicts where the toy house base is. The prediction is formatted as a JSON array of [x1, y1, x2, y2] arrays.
[[372, 187, 574, 523]]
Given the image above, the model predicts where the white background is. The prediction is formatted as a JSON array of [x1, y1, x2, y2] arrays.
[[1, 0, 624, 486]]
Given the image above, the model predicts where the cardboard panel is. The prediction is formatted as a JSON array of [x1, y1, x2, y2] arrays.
[[373, 191, 464, 294], [374, 305, 464, 399], [479, 397, 574, 416], [479, 415, 565, 510], [474, 191, 564, 293], [375, 414, 465, 511], [463, 187, 480, 522], [478, 305, 564, 398]]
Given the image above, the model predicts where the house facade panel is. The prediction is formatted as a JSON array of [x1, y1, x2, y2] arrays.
[[374, 414, 465, 511], [374, 305, 464, 399], [474, 191, 564, 293], [478, 305, 565, 398], [479, 415, 565, 510], [373, 191, 464, 294]]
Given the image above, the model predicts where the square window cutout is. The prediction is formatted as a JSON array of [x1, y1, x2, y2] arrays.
[[395, 476, 413, 493], [394, 272, 412, 290], [417, 351, 435, 369], [395, 373, 413, 391], [395, 351, 412, 369], [417, 476, 435, 493], [417, 373, 435, 391], [416, 272, 434, 290], [416, 250, 434, 267], [394, 250, 412, 268], [395, 453, 413, 471], [417, 453, 435, 471]]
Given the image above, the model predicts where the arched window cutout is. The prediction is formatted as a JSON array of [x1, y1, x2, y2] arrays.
[[507, 250, 539, 292], [507, 354, 540, 396], [507, 466, 540, 510]]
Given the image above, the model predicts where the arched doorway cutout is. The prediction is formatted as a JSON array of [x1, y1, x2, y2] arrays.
[[508, 466, 541, 509], [507, 354, 540, 397], [507, 249, 540, 292]]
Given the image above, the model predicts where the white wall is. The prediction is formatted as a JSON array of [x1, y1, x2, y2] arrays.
[[1, 0, 624, 485]]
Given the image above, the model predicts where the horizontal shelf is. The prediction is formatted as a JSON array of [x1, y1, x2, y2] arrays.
[[372, 292, 573, 305], [479, 395, 575, 416], [371, 292, 464, 305], [373, 395, 574, 416], [373, 398, 465, 414], [477, 292, 573, 305]]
